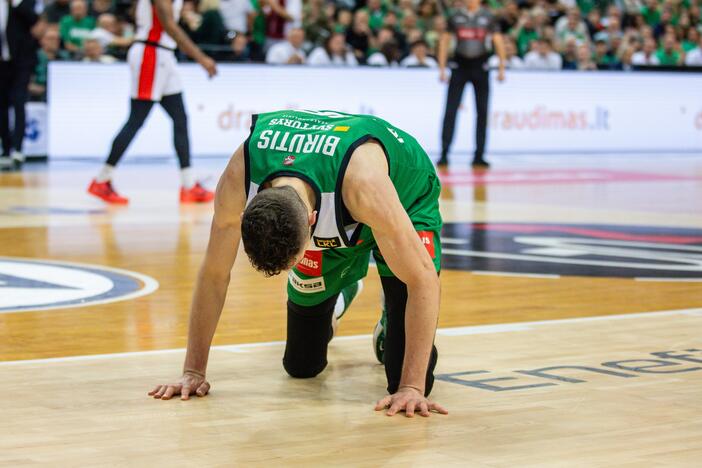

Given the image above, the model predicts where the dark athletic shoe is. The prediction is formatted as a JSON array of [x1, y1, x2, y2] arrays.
[[471, 158, 490, 169], [372, 306, 387, 364]]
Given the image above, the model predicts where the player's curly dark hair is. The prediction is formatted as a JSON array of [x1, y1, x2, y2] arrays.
[[241, 186, 309, 277]]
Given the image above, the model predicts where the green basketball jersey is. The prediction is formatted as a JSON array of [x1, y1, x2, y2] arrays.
[[244, 109, 442, 251]]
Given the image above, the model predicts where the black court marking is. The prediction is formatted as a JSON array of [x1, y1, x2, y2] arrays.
[[437, 348, 702, 392], [440, 223, 702, 279]]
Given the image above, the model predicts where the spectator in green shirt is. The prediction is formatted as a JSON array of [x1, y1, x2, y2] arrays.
[[682, 27, 699, 52], [362, 0, 386, 32], [416, 0, 438, 33], [511, 11, 540, 57], [59, 0, 96, 53], [640, 0, 661, 26], [593, 38, 617, 68], [29, 27, 70, 101], [656, 34, 683, 64], [334, 8, 353, 34], [249, 0, 267, 61]]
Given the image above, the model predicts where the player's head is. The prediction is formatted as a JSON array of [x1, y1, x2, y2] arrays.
[[241, 186, 312, 277]]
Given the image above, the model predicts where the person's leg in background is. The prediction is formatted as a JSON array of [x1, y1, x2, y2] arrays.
[[159, 46, 213, 203], [471, 66, 490, 167], [160, 92, 214, 203], [0, 61, 12, 166], [89, 43, 159, 204], [8, 63, 33, 167], [88, 98, 154, 203], [439, 66, 469, 166]]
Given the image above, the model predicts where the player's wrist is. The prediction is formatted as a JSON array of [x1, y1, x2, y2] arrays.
[[183, 367, 206, 379], [398, 384, 424, 395]]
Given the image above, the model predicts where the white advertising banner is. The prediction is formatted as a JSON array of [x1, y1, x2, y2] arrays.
[[48, 63, 702, 159], [11, 102, 48, 157]]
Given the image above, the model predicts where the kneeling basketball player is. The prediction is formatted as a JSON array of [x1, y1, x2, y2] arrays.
[[150, 110, 447, 417]]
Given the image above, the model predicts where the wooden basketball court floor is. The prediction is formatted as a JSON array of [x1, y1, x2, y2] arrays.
[[1, 153, 701, 465]]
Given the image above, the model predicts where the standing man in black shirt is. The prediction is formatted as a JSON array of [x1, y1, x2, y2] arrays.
[[437, 0, 505, 168], [0, 0, 38, 170]]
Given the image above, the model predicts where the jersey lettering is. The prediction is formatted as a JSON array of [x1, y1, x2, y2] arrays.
[[313, 236, 341, 248], [457, 27, 487, 40], [289, 271, 326, 293], [296, 250, 323, 276], [418, 231, 436, 258], [269, 118, 334, 131], [257, 130, 340, 156]]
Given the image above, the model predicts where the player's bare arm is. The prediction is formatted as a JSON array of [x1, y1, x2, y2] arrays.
[[150, 145, 246, 400], [343, 143, 447, 417], [153, 0, 218, 77], [438, 31, 452, 82]]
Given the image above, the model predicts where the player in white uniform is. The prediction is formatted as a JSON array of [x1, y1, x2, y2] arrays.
[[88, 0, 218, 204]]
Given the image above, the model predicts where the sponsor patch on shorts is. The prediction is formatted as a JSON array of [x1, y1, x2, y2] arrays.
[[289, 270, 326, 293], [418, 231, 436, 258], [296, 250, 322, 276]]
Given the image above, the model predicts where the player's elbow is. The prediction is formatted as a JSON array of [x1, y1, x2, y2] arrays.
[[405, 266, 439, 294]]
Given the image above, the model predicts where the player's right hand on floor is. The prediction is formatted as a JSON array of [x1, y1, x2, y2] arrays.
[[149, 371, 210, 400]]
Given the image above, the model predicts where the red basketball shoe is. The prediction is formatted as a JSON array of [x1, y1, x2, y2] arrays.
[[88, 179, 129, 204], [180, 182, 215, 203]]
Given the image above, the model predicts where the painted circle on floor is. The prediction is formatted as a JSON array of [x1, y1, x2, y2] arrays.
[[440, 223, 702, 279], [0, 257, 159, 313]]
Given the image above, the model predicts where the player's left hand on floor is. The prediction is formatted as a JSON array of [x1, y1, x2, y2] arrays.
[[374, 386, 448, 417], [148, 372, 211, 401]]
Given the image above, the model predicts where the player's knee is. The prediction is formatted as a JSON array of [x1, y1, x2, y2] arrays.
[[283, 357, 327, 379]]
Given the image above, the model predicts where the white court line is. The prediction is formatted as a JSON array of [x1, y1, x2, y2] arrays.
[[0, 257, 160, 314], [471, 270, 560, 279], [635, 277, 702, 282], [1, 307, 700, 367]]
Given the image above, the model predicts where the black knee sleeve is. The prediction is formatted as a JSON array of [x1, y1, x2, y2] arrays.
[[283, 295, 338, 379]]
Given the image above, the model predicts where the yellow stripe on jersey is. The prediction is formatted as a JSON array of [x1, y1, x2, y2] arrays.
[[333, 126, 350, 132]]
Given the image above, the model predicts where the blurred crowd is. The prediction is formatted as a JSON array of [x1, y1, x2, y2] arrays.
[[22, 0, 702, 101]]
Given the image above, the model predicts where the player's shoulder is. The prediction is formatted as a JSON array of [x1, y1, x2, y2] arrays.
[[345, 141, 389, 186]]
